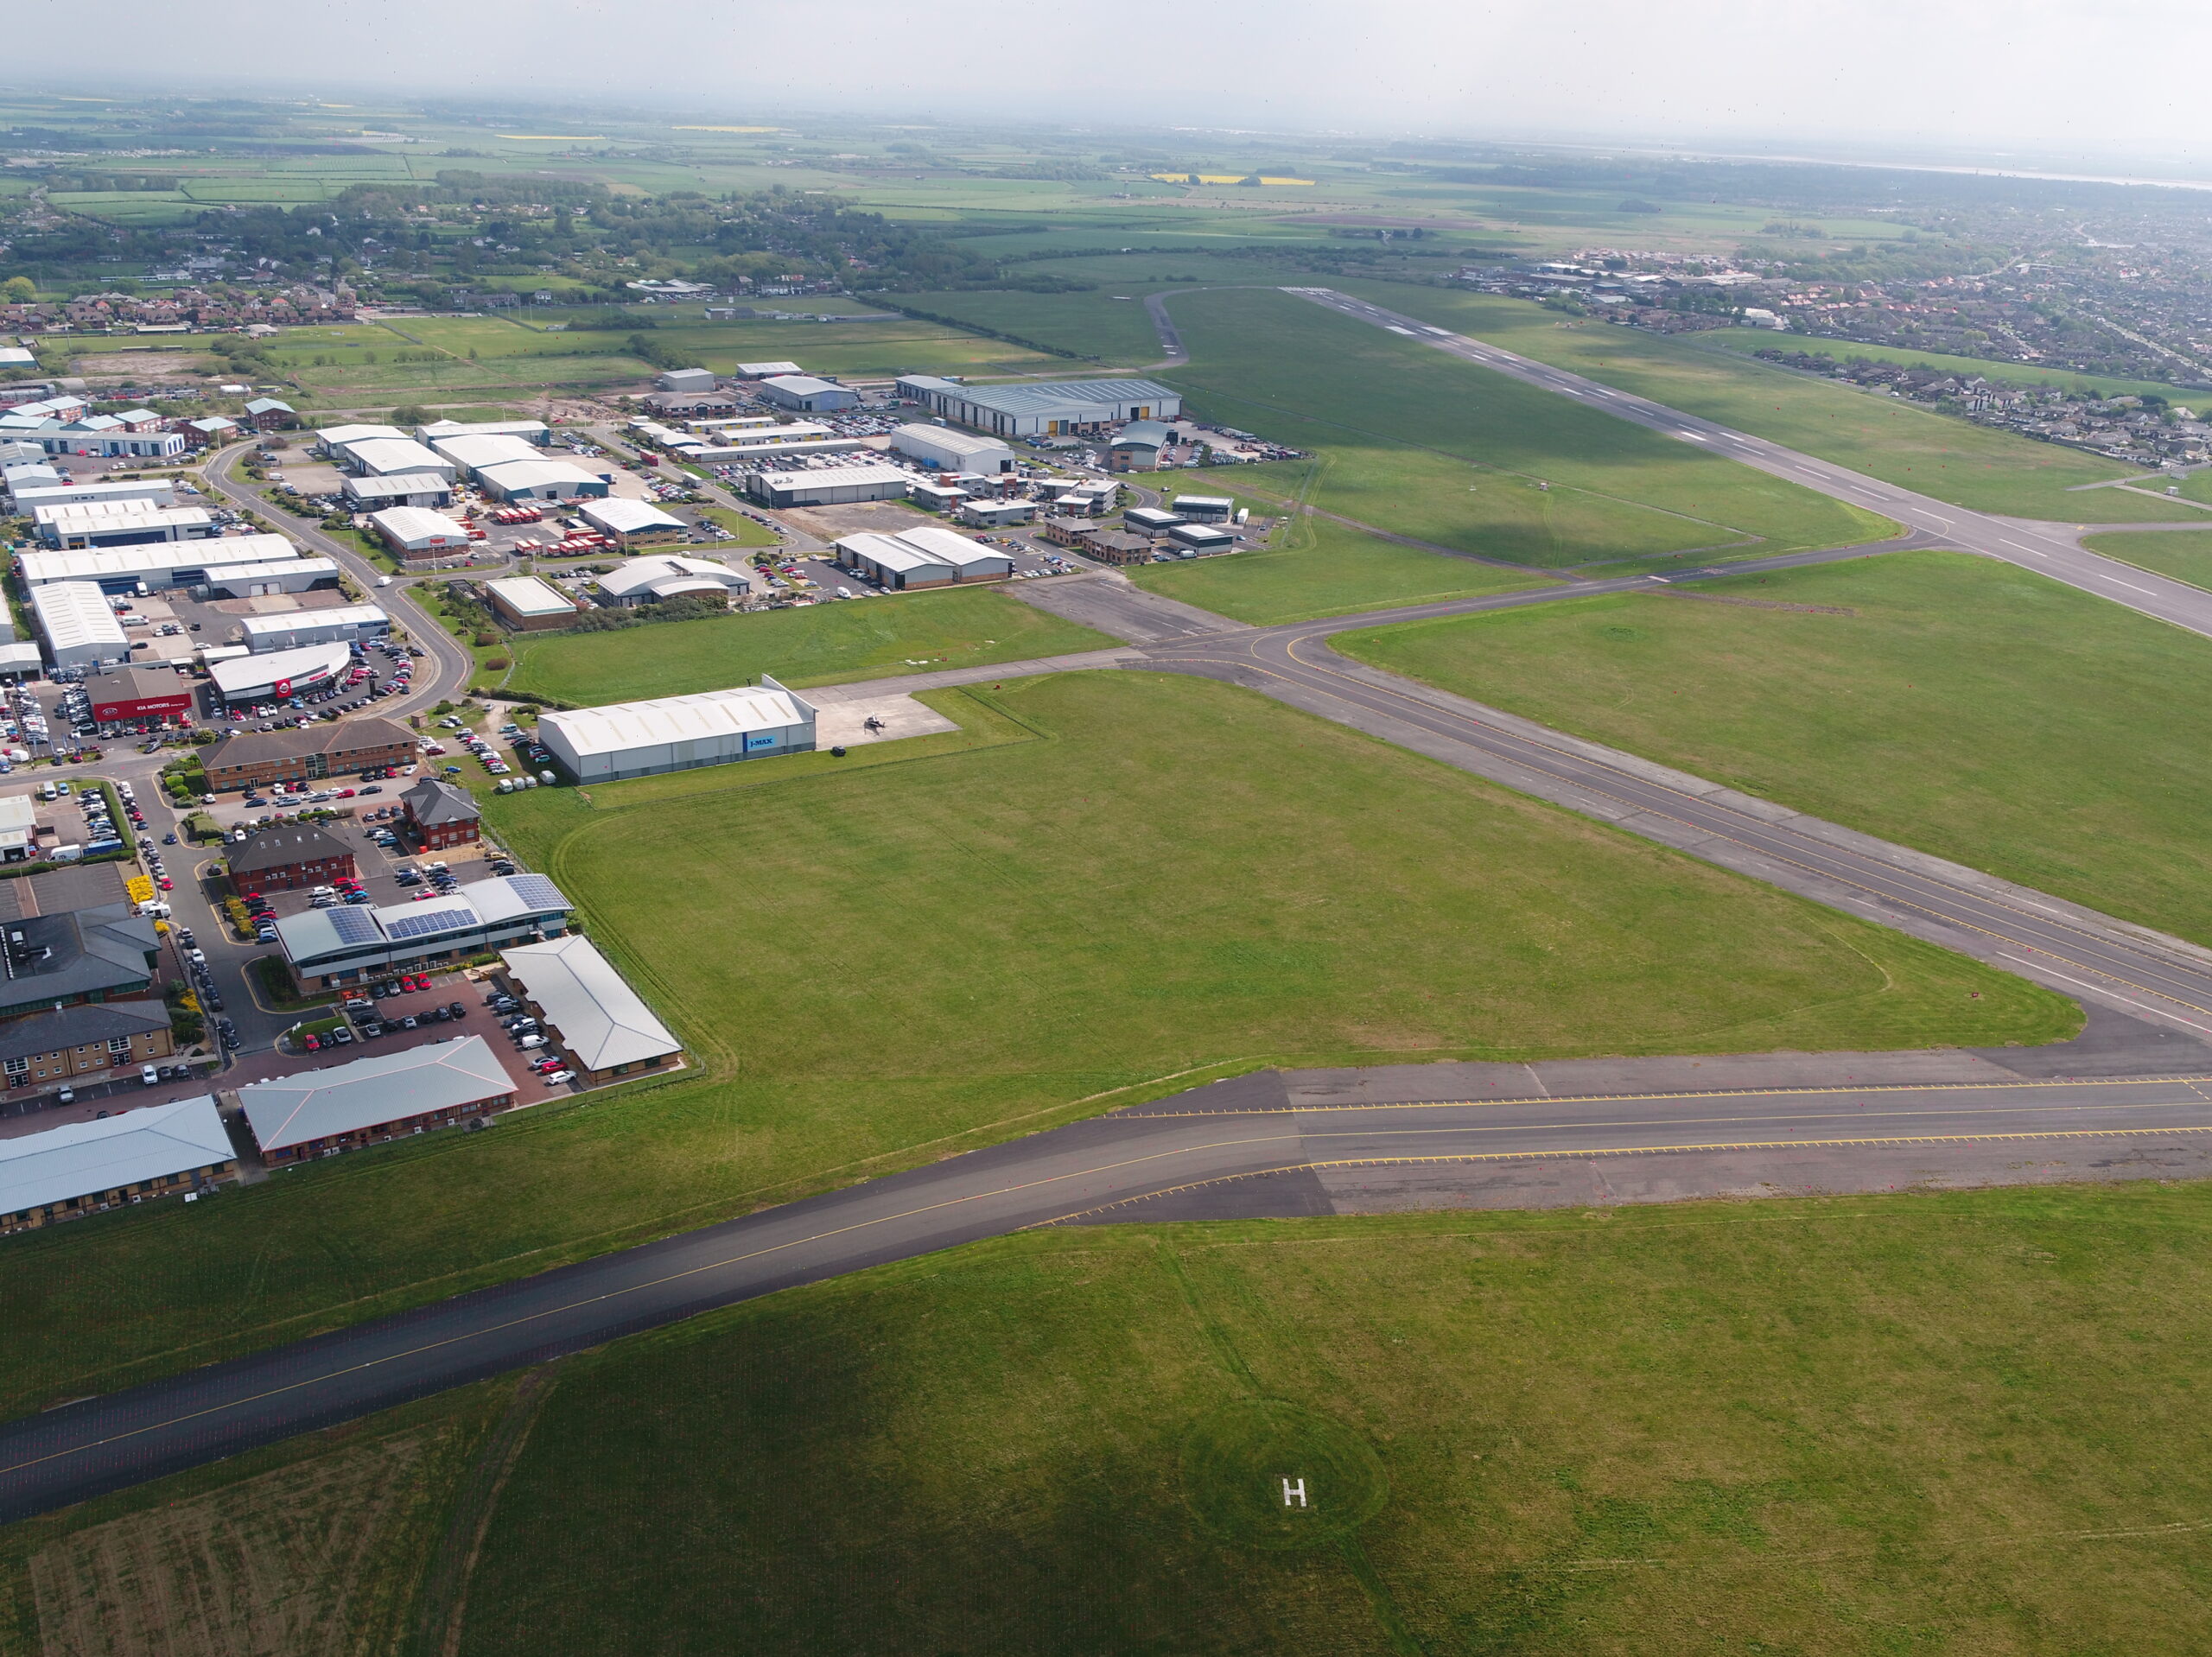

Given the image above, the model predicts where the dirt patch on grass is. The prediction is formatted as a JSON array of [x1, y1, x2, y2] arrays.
[[28, 1428, 446, 1655]]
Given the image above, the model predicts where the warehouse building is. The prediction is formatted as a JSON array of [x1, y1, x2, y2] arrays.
[[734, 360, 803, 379], [342, 437, 456, 480], [0, 1097, 234, 1235], [3, 462, 63, 503], [431, 433, 544, 479], [539, 681, 817, 782], [369, 505, 474, 562], [273, 873, 572, 987], [204, 643, 357, 712], [686, 429, 866, 463], [0, 644, 38, 682], [579, 497, 688, 549], [200, 557, 340, 599], [240, 605, 390, 654], [228, 823, 358, 893], [11, 477, 176, 517], [656, 367, 718, 394], [241, 1037, 516, 1164], [1167, 522, 1236, 553], [30, 582, 129, 670], [314, 422, 404, 458], [204, 714, 416, 789], [1171, 495, 1236, 523], [1123, 506, 1185, 536], [418, 418, 550, 445], [895, 376, 1180, 438], [18, 536, 299, 593], [909, 479, 968, 512], [499, 933, 683, 1084], [745, 464, 911, 508], [758, 374, 861, 414], [0, 1002, 176, 1096], [1108, 420, 1175, 472], [401, 778, 480, 850], [475, 458, 611, 502], [889, 422, 1017, 477], [0, 904, 162, 1022], [486, 576, 581, 632], [85, 664, 195, 726], [835, 526, 1011, 587], [35, 502, 217, 549], [594, 556, 750, 608], [342, 473, 454, 511]]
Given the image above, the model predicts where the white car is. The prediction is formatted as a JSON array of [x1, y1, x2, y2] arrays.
[[140, 1065, 158, 1085], [541, 1070, 575, 1085]]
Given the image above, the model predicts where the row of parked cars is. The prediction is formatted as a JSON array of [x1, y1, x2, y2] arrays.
[[485, 987, 575, 1086]]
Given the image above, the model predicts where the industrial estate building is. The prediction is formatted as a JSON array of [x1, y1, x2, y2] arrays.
[[369, 505, 474, 561], [485, 576, 581, 632], [656, 367, 718, 394], [272, 873, 572, 985], [34, 502, 218, 549], [833, 526, 1013, 589], [343, 473, 454, 510], [30, 582, 129, 670], [476, 459, 610, 502], [343, 437, 455, 480], [207, 642, 356, 707], [314, 423, 405, 458], [888, 423, 1017, 476], [745, 465, 911, 508], [895, 376, 1180, 437], [431, 433, 544, 478], [16, 535, 302, 592], [498, 933, 683, 1084], [579, 497, 687, 548], [0, 1097, 234, 1235], [538, 682, 817, 782], [594, 556, 750, 608], [203, 715, 416, 790], [201, 557, 340, 599], [401, 778, 482, 850], [758, 374, 861, 413], [239, 605, 390, 654], [84, 665, 195, 726], [240, 1037, 517, 1163], [10, 478, 178, 516]]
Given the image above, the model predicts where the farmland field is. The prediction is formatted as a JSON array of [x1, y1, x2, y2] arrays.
[[499, 586, 1116, 705], [1338, 549, 2212, 945], [0, 674, 2066, 1419], [1332, 283, 2202, 524], [1157, 289, 1891, 568]]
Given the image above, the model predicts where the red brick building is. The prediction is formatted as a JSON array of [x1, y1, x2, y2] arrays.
[[86, 665, 197, 727], [401, 778, 481, 850], [228, 824, 358, 893], [203, 719, 416, 793]]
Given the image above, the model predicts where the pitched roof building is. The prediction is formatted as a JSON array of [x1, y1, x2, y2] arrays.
[[0, 1096, 236, 1233], [227, 824, 359, 892], [0, 905, 162, 1022], [239, 1036, 517, 1161]]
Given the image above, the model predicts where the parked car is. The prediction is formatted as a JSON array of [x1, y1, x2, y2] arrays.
[[139, 1065, 158, 1085]]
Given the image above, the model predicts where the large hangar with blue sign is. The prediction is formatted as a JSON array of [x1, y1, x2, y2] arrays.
[[537, 680, 818, 783]]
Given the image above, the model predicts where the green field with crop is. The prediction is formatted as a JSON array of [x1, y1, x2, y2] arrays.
[[499, 586, 1116, 705], [2083, 527, 2212, 587], [435, 1182, 2212, 1654], [0, 674, 2066, 1419], [1125, 513, 1550, 623], [1158, 289, 1891, 568], [1334, 284, 2202, 524], [1339, 549, 2212, 945]]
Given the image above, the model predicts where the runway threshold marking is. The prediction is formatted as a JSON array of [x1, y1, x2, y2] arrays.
[[1041, 1125, 2212, 1224]]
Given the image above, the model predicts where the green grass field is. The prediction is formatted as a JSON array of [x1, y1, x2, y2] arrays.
[[1338, 549, 2212, 945], [1332, 284, 2202, 524], [2083, 528, 2212, 587], [694, 505, 783, 545], [1690, 327, 2199, 403], [433, 1184, 2212, 1654], [0, 675, 2067, 1419], [499, 586, 1116, 705], [1125, 513, 1550, 623], [1159, 289, 1891, 569]]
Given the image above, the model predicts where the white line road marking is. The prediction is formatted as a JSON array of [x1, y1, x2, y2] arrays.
[[2103, 576, 2156, 594], [1999, 956, 2212, 1038]]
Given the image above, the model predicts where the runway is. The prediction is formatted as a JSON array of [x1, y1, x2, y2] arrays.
[[6, 1059, 2210, 1523]]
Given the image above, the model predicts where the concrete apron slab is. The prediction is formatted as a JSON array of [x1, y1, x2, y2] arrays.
[[814, 695, 959, 749]]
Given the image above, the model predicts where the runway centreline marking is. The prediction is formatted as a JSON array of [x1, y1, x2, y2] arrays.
[[1039, 1125, 2212, 1224], [1119, 1074, 2212, 1116], [1253, 634, 2212, 1024]]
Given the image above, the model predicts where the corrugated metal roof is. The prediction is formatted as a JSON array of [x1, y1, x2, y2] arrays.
[[542, 685, 814, 759], [29, 582, 128, 654], [345, 438, 450, 476], [939, 378, 1177, 418], [0, 1097, 231, 1217], [581, 498, 686, 535]]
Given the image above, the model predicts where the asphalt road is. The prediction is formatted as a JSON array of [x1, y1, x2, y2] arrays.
[[7, 1063, 2210, 1522], [1285, 287, 2212, 642]]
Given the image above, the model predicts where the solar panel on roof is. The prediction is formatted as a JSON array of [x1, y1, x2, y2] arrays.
[[325, 906, 384, 945], [384, 906, 476, 942], [503, 873, 568, 911]]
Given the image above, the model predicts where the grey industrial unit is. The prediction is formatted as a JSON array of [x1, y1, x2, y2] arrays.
[[894, 376, 1180, 437], [745, 466, 912, 508], [537, 681, 818, 781]]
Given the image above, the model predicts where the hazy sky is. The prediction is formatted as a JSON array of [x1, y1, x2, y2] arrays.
[[13, 0, 2211, 172]]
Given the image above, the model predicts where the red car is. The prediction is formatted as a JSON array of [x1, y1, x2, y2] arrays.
[[302, 1033, 321, 1051], [404, 974, 429, 992]]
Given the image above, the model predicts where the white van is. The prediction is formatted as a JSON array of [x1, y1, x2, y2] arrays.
[[517, 1033, 545, 1051]]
